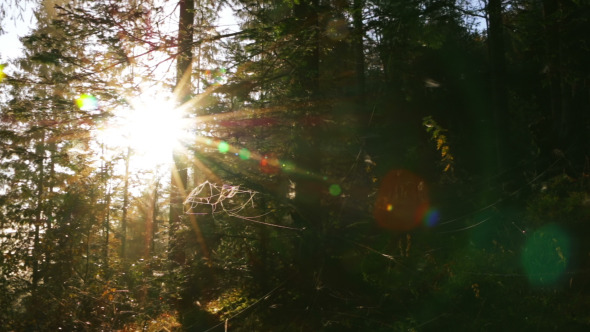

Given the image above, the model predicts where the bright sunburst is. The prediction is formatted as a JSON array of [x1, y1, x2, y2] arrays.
[[97, 87, 189, 170]]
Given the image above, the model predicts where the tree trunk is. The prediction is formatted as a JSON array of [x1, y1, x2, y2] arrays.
[[101, 143, 112, 278], [292, 0, 321, 224], [121, 147, 131, 261], [293, 0, 320, 97], [43, 144, 55, 285], [291, 3, 325, 323], [169, 0, 194, 269], [32, 134, 46, 295], [353, 0, 365, 105], [104, 186, 111, 277], [150, 181, 159, 256], [542, 0, 576, 153], [487, 0, 509, 171]]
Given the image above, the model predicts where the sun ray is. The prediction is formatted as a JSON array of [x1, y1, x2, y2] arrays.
[[189, 103, 286, 126], [189, 152, 223, 185]]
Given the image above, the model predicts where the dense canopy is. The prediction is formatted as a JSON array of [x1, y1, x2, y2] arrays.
[[1, 0, 589, 330]]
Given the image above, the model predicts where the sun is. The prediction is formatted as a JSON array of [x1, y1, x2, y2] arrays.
[[126, 94, 186, 164], [98, 88, 190, 170]]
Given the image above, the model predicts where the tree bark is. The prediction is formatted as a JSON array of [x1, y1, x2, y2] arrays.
[[121, 147, 130, 261], [487, 0, 509, 171], [169, 0, 194, 267], [150, 181, 159, 257], [353, 0, 365, 105], [43, 144, 55, 284], [32, 133, 46, 295], [291, 2, 325, 319]]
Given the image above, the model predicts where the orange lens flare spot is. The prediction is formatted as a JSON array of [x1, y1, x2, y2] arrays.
[[260, 154, 279, 174], [374, 169, 430, 231]]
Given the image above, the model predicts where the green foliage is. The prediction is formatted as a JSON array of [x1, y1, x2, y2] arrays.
[[1, 0, 590, 330], [527, 174, 590, 226], [423, 115, 455, 175]]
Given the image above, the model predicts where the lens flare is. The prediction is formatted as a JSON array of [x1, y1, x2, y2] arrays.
[[239, 148, 251, 160], [374, 169, 430, 231], [0, 64, 6, 82], [329, 184, 342, 196], [205, 67, 227, 85], [260, 154, 279, 174], [281, 160, 295, 172], [76, 93, 98, 111], [218, 141, 230, 154], [521, 223, 571, 287], [423, 208, 441, 227]]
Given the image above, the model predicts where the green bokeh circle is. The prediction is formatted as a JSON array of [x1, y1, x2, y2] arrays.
[[329, 184, 342, 196], [521, 223, 571, 287]]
